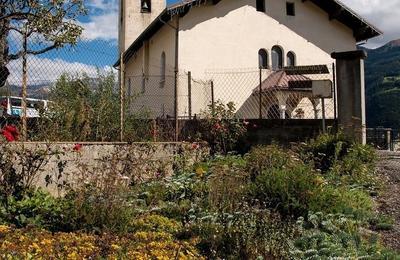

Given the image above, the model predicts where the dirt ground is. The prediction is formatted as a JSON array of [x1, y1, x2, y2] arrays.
[[375, 151, 400, 251]]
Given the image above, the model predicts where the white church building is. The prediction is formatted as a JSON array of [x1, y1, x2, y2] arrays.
[[116, 0, 381, 119]]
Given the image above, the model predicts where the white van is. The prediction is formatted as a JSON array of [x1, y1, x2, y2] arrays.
[[0, 96, 49, 118]]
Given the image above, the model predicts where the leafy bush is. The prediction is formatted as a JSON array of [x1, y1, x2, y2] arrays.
[[207, 155, 247, 212], [328, 143, 378, 190], [299, 133, 351, 173], [200, 101, 247, 154], [249, 160, 321, 218], [0, 143, 59, 204], [33, 72, 150, 142], [0, 190, 70, 232], [292, 212, 399, 259], [191, 208, 297, 259]]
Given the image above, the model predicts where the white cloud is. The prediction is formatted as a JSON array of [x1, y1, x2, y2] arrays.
[[340, 0, 400, 48], [78, 0, 119, 42], [78, 12, 119, 41], [6, 56, 114, 86]]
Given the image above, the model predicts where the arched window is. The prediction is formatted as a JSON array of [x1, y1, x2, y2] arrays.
[[287, 51, 296, 67], [258, 49, 268, 69], [160, 52, 166, 88], [271, 46, 283, 70]]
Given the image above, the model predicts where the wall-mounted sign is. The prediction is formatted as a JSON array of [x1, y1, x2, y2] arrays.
[[312, 80, 333, 98]]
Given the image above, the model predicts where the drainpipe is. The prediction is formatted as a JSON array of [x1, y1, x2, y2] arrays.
[[174, 16, 179, 142], [159, 15, 179, 141]]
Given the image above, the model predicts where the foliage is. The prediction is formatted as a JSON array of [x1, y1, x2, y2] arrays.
[[0, 225, 203, 259], [191, 208, 298, 259], [0, 0, 86, 84], [299, 133, 351, 173], [33, 72, 150, 142], [0, 190, 70, 232], [292, 212, 399, 259], [0, 143, 59, 204], [200, 100, 247, 154], [0, 135, 397, 258], [363, 42, 400, 128]]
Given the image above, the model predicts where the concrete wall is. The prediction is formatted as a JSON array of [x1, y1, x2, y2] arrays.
[[5, 142, 208, 196]]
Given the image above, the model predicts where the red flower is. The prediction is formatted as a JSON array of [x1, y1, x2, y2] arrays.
[[73, 143, 82, 152], [1, 125, 19, 142], [192, 143, 199, 150], [214, 123, 222, 130]]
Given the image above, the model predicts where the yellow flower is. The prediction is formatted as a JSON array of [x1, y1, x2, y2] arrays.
[[111, 244, 121, 251], [0, 225, 10, 234], [196, 167, 205, 177]]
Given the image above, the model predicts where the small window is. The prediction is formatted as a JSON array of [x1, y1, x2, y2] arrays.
[[160, 52, 166, 88], [286, 2, 295, 16], [258, 49, 268, 69], [287, 51, 296, 67], [271, 45, 283, 70], [256, 0, 265, 12], [141, 0, 151, 13]]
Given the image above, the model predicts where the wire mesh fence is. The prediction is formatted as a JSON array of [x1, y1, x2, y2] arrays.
[[204, 64, 336, 120], [1, 23, 336, 143]]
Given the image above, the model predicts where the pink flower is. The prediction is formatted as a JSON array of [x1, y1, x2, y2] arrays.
[[243, 120, 250, 126], [73, 143, 82, 152], [192, 143, 199, 150]]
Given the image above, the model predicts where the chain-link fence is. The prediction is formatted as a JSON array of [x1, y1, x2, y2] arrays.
[[1, 25, 336, 143], [204, 64, 336, 120]]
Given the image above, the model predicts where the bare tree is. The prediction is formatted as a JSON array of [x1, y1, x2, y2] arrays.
[[0, 0, 86, 87]]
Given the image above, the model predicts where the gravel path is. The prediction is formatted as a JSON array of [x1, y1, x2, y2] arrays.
[[375, 151, 400, 251]]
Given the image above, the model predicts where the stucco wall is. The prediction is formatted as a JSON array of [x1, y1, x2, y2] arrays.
[[179, 0, 356, 74], [119, 0, 166, 52], [123, 0, 357, 118], [124, 21, 177, 117]]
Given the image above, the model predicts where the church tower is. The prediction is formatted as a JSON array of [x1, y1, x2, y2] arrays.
[[119, 0, 166, 53]]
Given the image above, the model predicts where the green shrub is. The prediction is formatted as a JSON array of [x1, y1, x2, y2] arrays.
[[292, 212, 399, 259], [299, 133, 351, 173], [328, 143, 379, 190], [208, 155, 247, 212], [0, 189, 71, 232], [200, 101, 247, 154], [192, 208, 297, 259], [249, 161, 321, 218], [309, 187, 373, 221], [245, 145, 296, 178]]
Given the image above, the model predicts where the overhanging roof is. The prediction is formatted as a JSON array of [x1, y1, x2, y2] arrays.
[[114, 0, 382, 67]]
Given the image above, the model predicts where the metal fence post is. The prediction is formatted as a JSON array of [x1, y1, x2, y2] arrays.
[[188, 71, 192, 120], [21, 25, 28, 141], [119, 52, 125, 142], [211, 80, 215, 116], [259, 68, 262, 119]]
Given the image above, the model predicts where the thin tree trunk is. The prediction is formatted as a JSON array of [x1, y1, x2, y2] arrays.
[[0, 6, 10, 87]]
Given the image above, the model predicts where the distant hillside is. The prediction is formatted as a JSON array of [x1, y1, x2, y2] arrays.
[[363, 40, 400, 129]]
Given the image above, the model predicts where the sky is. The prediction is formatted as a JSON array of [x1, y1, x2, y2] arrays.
[[6, 0, 399, 86]]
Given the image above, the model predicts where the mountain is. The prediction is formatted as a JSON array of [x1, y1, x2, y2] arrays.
[[363, 39, 400, 129]]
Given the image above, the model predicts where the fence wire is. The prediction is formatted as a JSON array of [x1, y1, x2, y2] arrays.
[[1, 26, 336, 142]]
